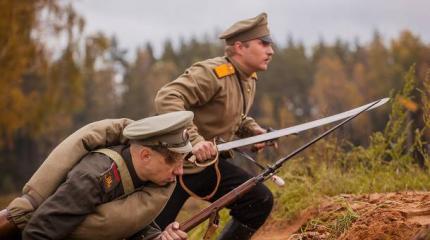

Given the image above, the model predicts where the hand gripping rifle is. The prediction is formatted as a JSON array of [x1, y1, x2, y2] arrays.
[[178, 98, 389, 238]]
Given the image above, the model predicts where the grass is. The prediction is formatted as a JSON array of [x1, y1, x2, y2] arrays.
[[299, 200, 359, 239], [329, 204, 359, 237]]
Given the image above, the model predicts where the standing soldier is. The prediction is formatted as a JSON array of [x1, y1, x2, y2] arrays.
[[1, 111, 193, 240], [154, 12, 275, 239]]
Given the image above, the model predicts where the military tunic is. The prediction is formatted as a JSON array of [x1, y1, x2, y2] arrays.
[[155, 56, 260, 143], [22, 146, 157, 240], [155, 56, 261, 172]]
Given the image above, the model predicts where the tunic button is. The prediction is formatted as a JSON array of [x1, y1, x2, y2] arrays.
[[247, 88, 251, 93]]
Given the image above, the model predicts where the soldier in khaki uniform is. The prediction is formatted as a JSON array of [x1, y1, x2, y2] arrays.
[[153, 13, 275, 239], [1, 111, 193, 240]]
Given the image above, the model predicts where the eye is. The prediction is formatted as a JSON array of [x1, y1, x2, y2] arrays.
[[261, 41, 271, 47]]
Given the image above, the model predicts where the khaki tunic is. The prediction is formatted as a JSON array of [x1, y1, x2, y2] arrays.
[[22, 146, 159, 240], [7, 119, 174, 240], [154, 56, 261, 173]]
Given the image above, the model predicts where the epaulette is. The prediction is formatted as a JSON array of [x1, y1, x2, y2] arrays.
[[213, 63, 235, 79]]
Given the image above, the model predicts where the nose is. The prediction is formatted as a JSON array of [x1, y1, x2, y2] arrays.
[[267, 45, 274, 55]]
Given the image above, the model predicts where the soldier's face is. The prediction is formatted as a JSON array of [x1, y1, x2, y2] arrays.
[[141, 149, 184, 186], [240, 39, 274, 72]]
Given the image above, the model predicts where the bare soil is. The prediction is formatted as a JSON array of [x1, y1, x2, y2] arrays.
[[2, 192, 430, 239], [254, 191, 430, 240]]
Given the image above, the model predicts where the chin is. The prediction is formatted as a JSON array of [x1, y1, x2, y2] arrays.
[[157, 180, 174, 186], [161, 181, 170, 185], [258, 65, 268, 71], [151, 180, 164, 186]]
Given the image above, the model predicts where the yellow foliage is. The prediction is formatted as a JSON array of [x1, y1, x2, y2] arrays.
[[310, 56, 371, 141]]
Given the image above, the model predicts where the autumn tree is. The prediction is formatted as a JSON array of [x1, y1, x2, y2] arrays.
[[0, 1, 85, 189], [121, 44, 156, 118], [310, 56, 370, 143]]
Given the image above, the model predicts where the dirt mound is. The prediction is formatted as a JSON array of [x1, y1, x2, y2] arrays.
[[254, 191, 430, 240]]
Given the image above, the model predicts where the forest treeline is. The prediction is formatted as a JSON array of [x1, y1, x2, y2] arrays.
[[1, 1, 429, 191]]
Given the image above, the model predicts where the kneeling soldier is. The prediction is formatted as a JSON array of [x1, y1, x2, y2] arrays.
[[1, 111, 193, 240]]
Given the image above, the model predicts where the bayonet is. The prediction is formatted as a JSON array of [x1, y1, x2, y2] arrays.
[[217, 98, 390, 152]]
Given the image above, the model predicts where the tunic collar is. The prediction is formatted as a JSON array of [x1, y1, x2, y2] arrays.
[[121, 146, 146, 188]]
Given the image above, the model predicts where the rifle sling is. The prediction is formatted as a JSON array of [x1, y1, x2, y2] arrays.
[[203, 211, 220, 240], [93, 148, 135, 195], [179, 158, 221, 201]]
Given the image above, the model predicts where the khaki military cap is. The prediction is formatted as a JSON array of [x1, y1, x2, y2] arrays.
[[219, 12, 272, 45], [123, 111, 194, 153]]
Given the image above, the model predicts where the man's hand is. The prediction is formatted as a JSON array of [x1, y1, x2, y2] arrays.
[[252, 126, 278, 152], [157, 222, 187, 240], [192, 140, 217, 162]]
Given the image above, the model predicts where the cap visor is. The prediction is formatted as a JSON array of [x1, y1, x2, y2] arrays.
[[260, 35, 272, 43], [168, 141, 193, 154]]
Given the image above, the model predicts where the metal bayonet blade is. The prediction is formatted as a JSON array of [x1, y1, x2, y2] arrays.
[[217, 98, 390, 152]]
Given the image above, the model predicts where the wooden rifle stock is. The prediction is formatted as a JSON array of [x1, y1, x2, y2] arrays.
[[179, 177, 261, 232]]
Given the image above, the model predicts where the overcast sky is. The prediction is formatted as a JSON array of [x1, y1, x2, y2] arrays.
[[74, 0, 430, 57]]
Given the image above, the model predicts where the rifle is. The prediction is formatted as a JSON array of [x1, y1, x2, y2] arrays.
[[179, 98, 387, 235]]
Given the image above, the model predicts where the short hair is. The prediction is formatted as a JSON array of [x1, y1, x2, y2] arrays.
[[131, 140, 184, 164], [224, 41, 250, 57], [151, 145, 184, 164], [224, 44, 235, 57]]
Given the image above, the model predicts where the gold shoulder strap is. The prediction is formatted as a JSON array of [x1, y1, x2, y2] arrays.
[[213, 63, 235, 78], [93, 148, 135, 195]]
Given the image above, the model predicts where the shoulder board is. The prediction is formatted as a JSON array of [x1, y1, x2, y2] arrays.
[[213, 63, 235, 79]]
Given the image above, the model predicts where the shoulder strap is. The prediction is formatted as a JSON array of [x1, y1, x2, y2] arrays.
[[93, 148, 135, 195], [213, 63, 235, 79]]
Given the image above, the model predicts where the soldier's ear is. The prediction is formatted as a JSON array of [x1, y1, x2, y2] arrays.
[[140, 148, 151, 162], [234, 41, 242, 50], [234, 41, 246, 56]]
